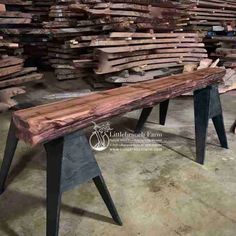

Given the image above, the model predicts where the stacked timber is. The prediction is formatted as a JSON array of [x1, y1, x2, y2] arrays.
[[210, 36, 236, 69], [0, 1, 53, 67], [45, 1, 90, 81], [0, 35, 44, 111], [208, 36, 236, 93], [219, 68, 236, 93], [173, 0, 236, 93], [46, 1, 208, 87], [176, 0, 236, 35], [89, 32, 207, 81]]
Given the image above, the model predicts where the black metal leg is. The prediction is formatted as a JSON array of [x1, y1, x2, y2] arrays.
[[194, 87, 211, 165], [159, 100, 169, 126], [194, 85, 228, 165], [45, 138, 64, 236], [93, 175, 122, 226], [0, 120, 18, 194], [230, 120, 236, 133], [135, 107, 153, 133], [44, 131, 122, 236], [209, 86, 228, 149], [212, 115, 228, 149]]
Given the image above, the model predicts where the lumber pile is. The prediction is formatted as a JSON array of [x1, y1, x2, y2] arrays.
[[182, 56, 236, 94], [210, 36, 236, 69], [0, 0, 52, 67], [45, 0, 209, 87], [176, 0, 236, 35], [219, 68, 236, 93], [204, 33, 236, 93], [174, 0, 236, 93], [12, 68, 225, 145], [0, 34, 44, 111], [91, 32, 207, 75]]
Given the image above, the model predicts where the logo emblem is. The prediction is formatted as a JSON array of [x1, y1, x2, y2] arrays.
[[89, 122, 112, 151]]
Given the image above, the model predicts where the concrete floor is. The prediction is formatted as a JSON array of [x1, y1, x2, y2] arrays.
[[0, 76, 236, 235]]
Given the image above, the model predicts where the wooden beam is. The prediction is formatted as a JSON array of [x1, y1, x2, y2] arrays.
[[13, 68, 225, 145]]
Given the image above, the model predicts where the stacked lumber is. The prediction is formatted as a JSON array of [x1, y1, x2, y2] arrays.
[[69, 2, 181, 32], [176, 0, 236, 35], [205, 35, 236, 93], [45, 1, 208, 87], [91, 32, 207, 75], [210, 36, 236, 69], [219, 68, 236, 93], [0, 0, 52, 67], [182, 56, 236, 94], [172, 0, 236, 93], [0, 35, 44, 111]]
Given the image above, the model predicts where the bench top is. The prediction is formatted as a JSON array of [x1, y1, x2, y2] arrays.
[[13, 68, 225, 145]]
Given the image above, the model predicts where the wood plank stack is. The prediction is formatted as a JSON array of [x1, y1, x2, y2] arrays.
[[91, 32, 207, 74], [171, 0, 236, 93], [206, 36, 236, 93], [183, 56, 236, 94], [0, 0, 53, 67], [210, 36, 236, 69], [175, 0, 236, 35], [219, 68, 236, 93], [0, 10, 44, 112], [45, 0, 208, 87], [0, 56, 43, 89]]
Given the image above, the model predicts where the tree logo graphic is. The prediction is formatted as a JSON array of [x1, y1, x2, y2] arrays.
[[89, 122, 112, 151]]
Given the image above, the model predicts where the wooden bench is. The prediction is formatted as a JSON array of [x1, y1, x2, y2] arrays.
[[0, 68, 228, 236]]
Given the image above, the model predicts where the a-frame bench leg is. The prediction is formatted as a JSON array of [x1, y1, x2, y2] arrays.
[[0, 120, 18, 194], [135, 107, 153, 133], [194, 85, 228, 165], [93, 175, 122, 225], [230, 120, 236, 133], [212, 115, 228, 149], [45, 138, 63, 236], [44, 130, 122, 236], [135, 100, 170, 133], [159, 99, 169, 126]]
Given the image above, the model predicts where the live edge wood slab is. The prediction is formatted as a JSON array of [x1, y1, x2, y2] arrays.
[[13, 68, 225, 145]]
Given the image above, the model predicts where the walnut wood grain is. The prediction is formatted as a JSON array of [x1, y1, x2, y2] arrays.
[[12, 68, 225, 146]]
